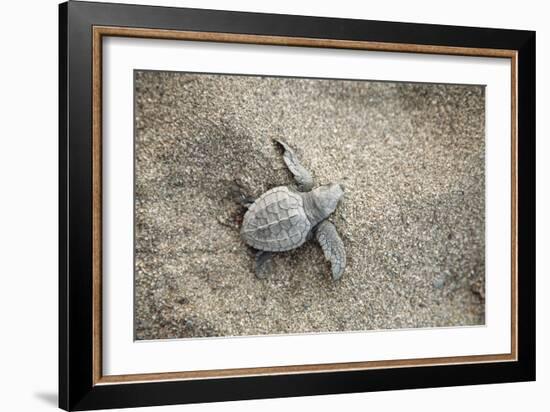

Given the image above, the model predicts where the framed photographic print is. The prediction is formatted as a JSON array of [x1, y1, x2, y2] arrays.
[[59, 1, 536, 410]]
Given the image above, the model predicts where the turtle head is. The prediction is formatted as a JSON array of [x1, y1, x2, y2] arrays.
[[311, 183, 344, 219]]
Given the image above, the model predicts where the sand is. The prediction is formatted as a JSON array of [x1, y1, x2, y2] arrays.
[[134, 70, 485, 340]]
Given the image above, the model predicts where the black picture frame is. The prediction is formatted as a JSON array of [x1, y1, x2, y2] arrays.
[[59, 1, 536, 410]]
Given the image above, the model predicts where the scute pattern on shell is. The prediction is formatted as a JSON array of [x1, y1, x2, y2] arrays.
[[241, 186, 311, 252]]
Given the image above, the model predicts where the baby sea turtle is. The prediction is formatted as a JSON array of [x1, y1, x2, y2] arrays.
[[239, 139, 346, 280]]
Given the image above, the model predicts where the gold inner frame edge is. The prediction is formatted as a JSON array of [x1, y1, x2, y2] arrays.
[[91, 26, 518, 386]]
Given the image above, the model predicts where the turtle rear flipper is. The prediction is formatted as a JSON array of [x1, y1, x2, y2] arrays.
[[315, 221, 346, 280], [255, 251, 273, 279], [230, 180, 255, 208], [274, 139, 314, 192]]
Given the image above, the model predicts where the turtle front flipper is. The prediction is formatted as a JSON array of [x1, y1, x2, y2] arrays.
[[274, 139, 314, 192], [314, 221, 346, 280]]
